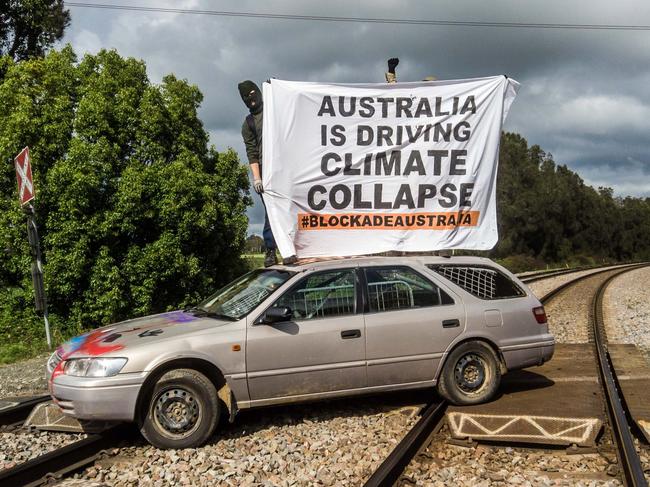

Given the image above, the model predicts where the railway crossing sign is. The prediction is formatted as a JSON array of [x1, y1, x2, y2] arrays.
[[14, 147, 35, 206]]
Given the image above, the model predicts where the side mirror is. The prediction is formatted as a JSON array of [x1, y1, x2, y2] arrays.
[[263, 306, 292, 324]]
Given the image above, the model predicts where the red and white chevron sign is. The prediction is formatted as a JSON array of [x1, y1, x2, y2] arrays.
[[14, 147, 34, 206]]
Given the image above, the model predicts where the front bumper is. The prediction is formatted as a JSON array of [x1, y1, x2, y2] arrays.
[[50, 372, 147, 422]]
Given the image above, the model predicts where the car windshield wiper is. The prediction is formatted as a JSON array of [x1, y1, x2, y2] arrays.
[[203, 311, 236, 321], [185, 306, 236, 321], [183, 305, 207, 314]]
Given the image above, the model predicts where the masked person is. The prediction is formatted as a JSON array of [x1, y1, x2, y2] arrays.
[[238, 80, 279, 267]]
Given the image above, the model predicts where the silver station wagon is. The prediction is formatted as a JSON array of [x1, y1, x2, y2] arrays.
[[47, 256, 554, 448]]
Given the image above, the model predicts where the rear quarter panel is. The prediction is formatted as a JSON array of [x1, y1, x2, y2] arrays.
[[423, 262, 553, 377]]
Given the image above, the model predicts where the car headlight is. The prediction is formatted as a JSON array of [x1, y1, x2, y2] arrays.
[[63, 358, 128, 377], [47, 350, 62, 374]]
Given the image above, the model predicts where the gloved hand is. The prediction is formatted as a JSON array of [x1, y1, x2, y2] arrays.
[[253, 179, 264, 194], [387, 58, 399, 74]]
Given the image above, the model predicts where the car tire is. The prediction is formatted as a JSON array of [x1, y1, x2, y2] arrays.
[[438, 341, 501, 406], [140, 368, 220, 449]]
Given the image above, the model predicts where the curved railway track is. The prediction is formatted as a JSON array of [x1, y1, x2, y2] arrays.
[[0, 263, 646, 486], [592, 268, 647, 486], [519, 265, 591, 283], [541, 264, 648, 487], [365, 263, 649, 487]]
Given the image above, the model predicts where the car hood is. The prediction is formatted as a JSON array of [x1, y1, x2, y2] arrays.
[[56, 311, 232, 360]]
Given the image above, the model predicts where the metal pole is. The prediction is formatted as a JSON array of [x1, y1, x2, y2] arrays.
[[25, 205, 51, 349], [43, 310, 52, 350]]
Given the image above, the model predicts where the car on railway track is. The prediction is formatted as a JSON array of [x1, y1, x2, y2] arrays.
[[47, 255, 554, 448]]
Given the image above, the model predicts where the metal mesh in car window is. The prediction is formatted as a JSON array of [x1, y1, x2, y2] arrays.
[[291, 284, 355, 319], [368, 280, 414, 312], [433, 266, 497, 299], [221, 284, 271, 316]]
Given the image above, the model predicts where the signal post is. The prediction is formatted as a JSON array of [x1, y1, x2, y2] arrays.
[[14, 147, 51, 349]]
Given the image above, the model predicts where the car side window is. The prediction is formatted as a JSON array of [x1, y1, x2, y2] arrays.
[[364, 266, 454, 313], [271, 269, 356, 321]]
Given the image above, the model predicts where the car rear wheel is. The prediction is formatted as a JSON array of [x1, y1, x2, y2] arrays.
[[438, 341, 501, 405], [140, 368, 220, 449]]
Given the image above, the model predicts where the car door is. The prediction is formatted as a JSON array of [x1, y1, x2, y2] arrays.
[[363, 265, 465, 387], [246, 268, 366, 401]]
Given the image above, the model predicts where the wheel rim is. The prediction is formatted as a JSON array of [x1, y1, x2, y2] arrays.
[[152, 387, 202, 439], [454, 353, 488, 394]]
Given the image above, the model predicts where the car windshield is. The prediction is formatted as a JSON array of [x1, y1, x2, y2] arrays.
[[197, 269, 294, 320]]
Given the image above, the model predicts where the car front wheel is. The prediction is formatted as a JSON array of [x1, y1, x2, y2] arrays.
[[140, 368, 220, 449], [437, 341, 501, 405]]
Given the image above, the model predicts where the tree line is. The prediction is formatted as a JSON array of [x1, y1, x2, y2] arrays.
[[493, 132, 650, 266]]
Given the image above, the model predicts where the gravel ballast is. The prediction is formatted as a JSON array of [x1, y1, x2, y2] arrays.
[[525, 265, 631, 300], [56, 398, 421, 486], [603, 265, 650, 363], [0, 430, 85, 471], [0, 353, 49, 398], [603, 265, 650, 483], [399, 432, 621, 486]]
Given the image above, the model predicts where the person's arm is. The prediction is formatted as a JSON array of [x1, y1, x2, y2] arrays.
[[242, 122, 264, 193], [250, 161, 261, 180], [385, 57, 399, 83]]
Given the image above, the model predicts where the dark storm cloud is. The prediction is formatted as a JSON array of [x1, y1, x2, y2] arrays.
[[63, 0, 650, 233]]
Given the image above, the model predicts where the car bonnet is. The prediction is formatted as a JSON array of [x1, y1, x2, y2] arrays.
[[55, 311, 230, 360]]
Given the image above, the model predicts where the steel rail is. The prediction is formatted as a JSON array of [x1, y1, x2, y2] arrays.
[[520, 266, 593, 284], [0, 424, 128, 487], [524, 263, 642, 286], [592, 266, 648, 487], [539, 263, 645, 304], [0, 395, 50, 427], [520, 262, 641, 285], [540, 263, 648, 486], [363, 400, 447, 487], [519, 265, 587, 282]]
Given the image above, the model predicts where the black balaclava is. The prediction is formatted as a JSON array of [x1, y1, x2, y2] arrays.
[[238, 80, 263, 114]]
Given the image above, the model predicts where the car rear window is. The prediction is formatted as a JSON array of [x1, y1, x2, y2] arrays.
[[426, 265, 525, 300]]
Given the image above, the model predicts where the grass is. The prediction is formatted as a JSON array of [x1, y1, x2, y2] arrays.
[[243, 253, 266, 270], [0, 340, 50, 365]]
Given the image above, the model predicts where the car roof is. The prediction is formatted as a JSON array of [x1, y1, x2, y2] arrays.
[[269, 255, 502, 273]]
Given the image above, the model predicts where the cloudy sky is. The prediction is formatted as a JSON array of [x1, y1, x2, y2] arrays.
[[61, 0, 650, 235]]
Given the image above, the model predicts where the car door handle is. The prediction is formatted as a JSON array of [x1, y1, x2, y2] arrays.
[[442, 319, 460, 328], [341, 329, 361, 339]]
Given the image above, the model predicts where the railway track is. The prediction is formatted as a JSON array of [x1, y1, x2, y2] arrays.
[[520, 262, 639, 285], [0, 397, 128, 486], [541, 264, 648, 487], [365, 263, 649, 487], [0, 395, 49, 429], [0, 425, 129, 487], [519, 265, 591, 283]]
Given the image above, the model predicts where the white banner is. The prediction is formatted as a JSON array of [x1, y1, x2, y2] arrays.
[[262, 76, 519, 258]]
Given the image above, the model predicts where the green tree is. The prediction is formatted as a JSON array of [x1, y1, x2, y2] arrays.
[[494, 132, 650, 265], [0, 0, 70, 61], [0, 47, 251, 347]]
